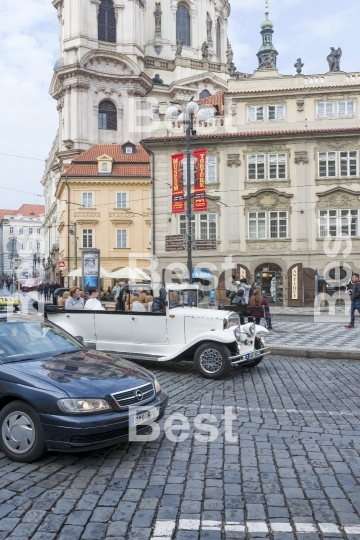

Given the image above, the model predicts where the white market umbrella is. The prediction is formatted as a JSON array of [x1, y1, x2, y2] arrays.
[[109, 267, 150, 281], [68, 267, 110, 278]]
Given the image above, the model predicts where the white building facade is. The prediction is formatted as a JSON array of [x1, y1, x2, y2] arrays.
[[42, 0, 233, 268]]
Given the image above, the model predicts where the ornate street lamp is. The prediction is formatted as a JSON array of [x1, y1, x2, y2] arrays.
[[165, 99, 215, 284]]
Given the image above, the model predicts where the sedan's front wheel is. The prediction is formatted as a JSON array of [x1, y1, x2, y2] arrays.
[[194, 342, 231, 379], [0, 401, 46, 463]]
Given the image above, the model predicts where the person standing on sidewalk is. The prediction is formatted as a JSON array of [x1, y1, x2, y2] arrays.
[[345, 273, 360, 328]]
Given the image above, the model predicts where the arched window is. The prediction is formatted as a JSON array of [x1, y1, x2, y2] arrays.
[[216, 20, 221, 59], [98, 0, 116, 43], [199, 89, 211, 99], [176, 4, 191, 47], [98, 100, 117, 131]]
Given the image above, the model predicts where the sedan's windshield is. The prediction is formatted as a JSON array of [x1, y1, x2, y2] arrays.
[[0, 319, 83, 363]]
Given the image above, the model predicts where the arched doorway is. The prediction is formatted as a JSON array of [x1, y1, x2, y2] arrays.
[[255, 263, 283, 306]]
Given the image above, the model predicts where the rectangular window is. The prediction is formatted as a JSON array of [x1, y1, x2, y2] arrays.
[[179, 215, 195, 236], [338, 100, 355, 117], [125, 147, 133, 154], [248, 212, 266, 239], [82, 193, 93, 208], [269, 211, 288, 238], [318, 152, 336, 177], [82, 229, 93, 248], [37, 228, 41, 234], [269, 154, 287, 180], [317, 101, 334, 118], [21, 243, 24, 250], [19, 227, 23, 235], [116, 229, 128, 248], [116, 193, 127, 208], [36, 241, 41, 251], [29, 227, 33, 235], [9, 226, 13, 234], [199, 214, 217, 240], [183, 157, 217, 185], [98, 113, 106, 130], [247, 106, 264, 122], [319, 209, 359, 237], [248, 155, 265, 180], [268, 104, 285, 121], [340, 151, 358, 177], [28, 242, 33, 250]]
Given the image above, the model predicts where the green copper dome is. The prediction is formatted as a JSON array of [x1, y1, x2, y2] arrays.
[[261, 11, 273, 30]]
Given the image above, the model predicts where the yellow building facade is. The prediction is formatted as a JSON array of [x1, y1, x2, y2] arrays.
[[55, 143, 151, 286]]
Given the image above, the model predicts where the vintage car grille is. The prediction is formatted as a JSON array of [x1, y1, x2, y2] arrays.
[[112, 382, 155, 409]]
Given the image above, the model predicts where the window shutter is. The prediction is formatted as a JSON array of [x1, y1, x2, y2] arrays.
[[277, 105, 285, 120], [317, 102, 325, 117], [257, 107, 264, 121], [206, 157, 217, 183], [248, 106, 256, 122]]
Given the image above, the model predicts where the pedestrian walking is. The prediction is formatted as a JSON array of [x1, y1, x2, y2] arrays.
[[344, 273, 360, 328], [249, 288, 273, 329], [43, 281, 50, 301]]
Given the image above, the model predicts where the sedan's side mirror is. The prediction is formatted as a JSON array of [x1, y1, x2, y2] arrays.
[[159, 288, 167, 302], [75, 336, 84, 346]]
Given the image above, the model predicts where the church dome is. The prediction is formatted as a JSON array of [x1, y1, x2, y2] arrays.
[[261, 12, 273, 30]]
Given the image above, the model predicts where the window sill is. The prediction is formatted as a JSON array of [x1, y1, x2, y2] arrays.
[[113, 208, 130, 211], [316, 236, 359, 241], [246, 238, 290, 242], [316, 177, 360, 184]]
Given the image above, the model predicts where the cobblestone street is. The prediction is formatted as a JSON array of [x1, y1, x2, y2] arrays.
[[0, 356, 359, 539]]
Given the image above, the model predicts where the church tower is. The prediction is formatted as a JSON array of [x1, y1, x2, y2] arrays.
[[256, 2, 278, 70], [50, 0, 232, 161]]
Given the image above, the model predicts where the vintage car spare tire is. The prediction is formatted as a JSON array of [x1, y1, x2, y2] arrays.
[[194, 342, 231, 379], [0, 401, 46, 463]]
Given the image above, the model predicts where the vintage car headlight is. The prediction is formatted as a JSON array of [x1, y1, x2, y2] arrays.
[[58, 398, 112, 414], [242, 322, 256, 336], [154, 378, 161, 394], [234, 326, 241, 340], [223, 313, 240, 330]]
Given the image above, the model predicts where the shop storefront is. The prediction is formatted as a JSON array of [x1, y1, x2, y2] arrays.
[[255, 263, 284, 306]]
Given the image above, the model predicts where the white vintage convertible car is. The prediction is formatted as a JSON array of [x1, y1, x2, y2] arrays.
[[46, 284, 270, 379]]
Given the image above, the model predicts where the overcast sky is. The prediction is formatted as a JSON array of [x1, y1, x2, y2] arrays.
[[0, 0, 358, 210]]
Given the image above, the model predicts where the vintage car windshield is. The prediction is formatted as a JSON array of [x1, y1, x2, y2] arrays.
[[0, 319, 83, 363], [169, 289, 198, 308]]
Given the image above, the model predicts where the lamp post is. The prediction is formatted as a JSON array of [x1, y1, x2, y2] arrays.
[[69, 222, 77, 286], [166, 100, 215, 284]]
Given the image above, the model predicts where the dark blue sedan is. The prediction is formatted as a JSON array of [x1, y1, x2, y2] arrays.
[[0, 314, 168, 462]]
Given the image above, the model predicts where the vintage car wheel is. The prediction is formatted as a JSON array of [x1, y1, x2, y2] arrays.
[[194, 342, 231, 379], [243, 336, 264, 368], [0, 401, 46, 463]]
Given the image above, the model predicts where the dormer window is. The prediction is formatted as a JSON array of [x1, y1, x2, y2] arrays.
[[122, 142, 136, 155], [97, 154, 113, 174]]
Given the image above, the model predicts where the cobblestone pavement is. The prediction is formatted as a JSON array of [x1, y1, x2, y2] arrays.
[[0, 356, 359, 539]]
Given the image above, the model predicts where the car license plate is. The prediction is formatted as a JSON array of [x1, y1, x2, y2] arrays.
[[130, 407, 159, 427], [247, 351, 261, 360]]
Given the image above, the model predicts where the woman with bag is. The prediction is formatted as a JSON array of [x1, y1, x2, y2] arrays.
[[249, 289, 273, 329]]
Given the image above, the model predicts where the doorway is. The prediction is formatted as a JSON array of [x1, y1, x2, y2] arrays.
[[255, 263, 283, 306]]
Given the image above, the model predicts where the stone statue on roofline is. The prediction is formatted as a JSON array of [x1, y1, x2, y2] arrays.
[[226, 39, 234, 65], [294, 58, 304, 75], [202, 41, 209, 60], [327, 47, 342, 72], [175, 39, 183, 57]]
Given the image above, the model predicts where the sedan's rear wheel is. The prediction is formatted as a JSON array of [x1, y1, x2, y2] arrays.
[[194, 342, 231, 379], [0, 401, 46, 463]]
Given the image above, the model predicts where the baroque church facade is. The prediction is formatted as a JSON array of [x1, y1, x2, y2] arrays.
[[42, 0, 233, 281]]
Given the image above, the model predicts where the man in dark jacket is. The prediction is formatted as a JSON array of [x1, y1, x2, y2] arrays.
[[345, 273, 360, 328], [152, 296, 166, 313]]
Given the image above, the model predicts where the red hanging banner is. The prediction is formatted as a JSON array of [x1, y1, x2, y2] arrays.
[[171, 153, 185, 214], [193, 148, 207, 212]]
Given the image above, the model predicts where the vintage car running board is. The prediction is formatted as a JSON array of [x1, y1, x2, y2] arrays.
[[105, 352, 166, 362]]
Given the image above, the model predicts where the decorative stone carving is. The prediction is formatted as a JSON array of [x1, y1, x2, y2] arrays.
[[294, 58, 304, 75], [227, 154, 241, 168], [316, 188, 360, 209], [243, 189, 293, 211], [247, 143, 288, 153], [153, 2, 162, 55], [202, 41, 209, 60], [206, 13, 213, 47], [246, 240, 291, 251], [259, 53, 276, 69], [175, 39, 183, 57], [327, 138, 359, 151], [294, 151, 308, 165], [327, 47, 342, 72], [296, 99, 304, 112], [226, 39, 234, 65]]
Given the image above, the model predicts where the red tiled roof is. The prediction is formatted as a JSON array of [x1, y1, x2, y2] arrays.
[[0, 205, 44, 219], [64, 163, 151, 177], [198, 92, 225, 115], [143, 126, 360, 143], [226, 83, 360, 95], [72, 144, 150, 163]]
